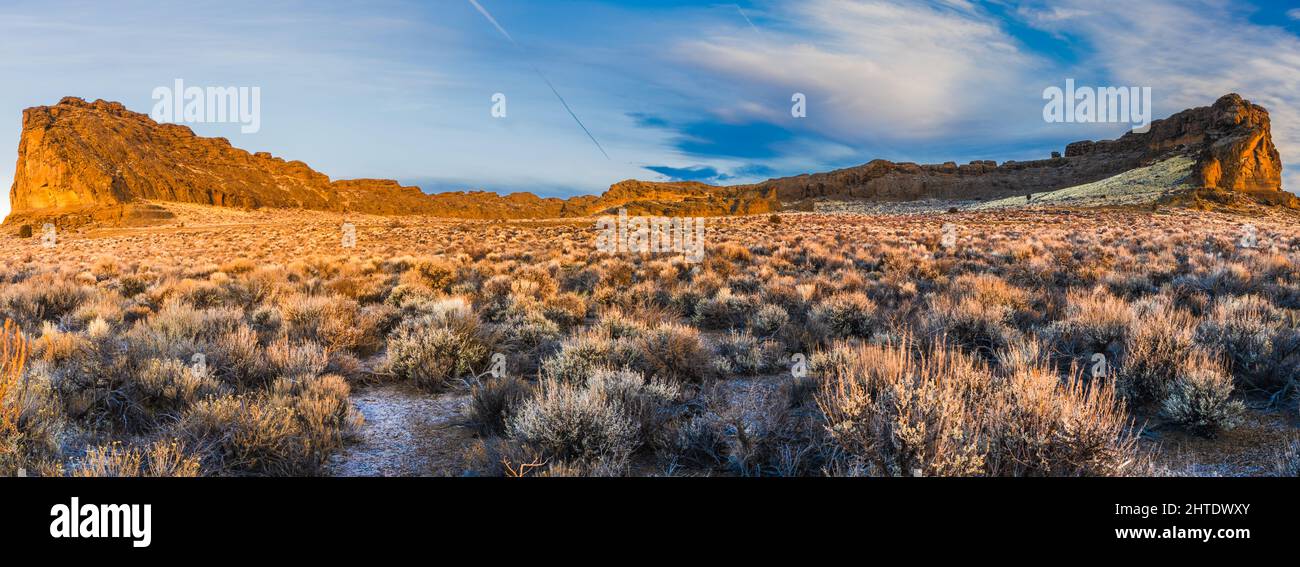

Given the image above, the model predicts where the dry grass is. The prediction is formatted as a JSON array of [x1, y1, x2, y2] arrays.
[[816, 340, 1140, 476], [1, 203, 1298, 476], [0, 320, 26, 438]]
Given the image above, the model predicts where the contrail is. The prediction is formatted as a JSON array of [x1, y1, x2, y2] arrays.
[[467, 0, 513, 42], [467, 0, 610, 160], [735, 4, 762, 35], [531, 69, 610, 160]]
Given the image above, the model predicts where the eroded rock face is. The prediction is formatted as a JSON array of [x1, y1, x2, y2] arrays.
[[5, 98, 776, 226], [1066, 94, 1281, 193], [740, 93, 1282, 203], [6, 98, 417, 223], [3, 94, 1280, 227], [590, 180, 777, 217], [1197, 94, 1282, 192]]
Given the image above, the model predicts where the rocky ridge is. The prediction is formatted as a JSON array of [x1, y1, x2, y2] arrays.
[[3, 94, 1283, 229], [743, 94, 1282, 206], [4, 98, 775, 228]]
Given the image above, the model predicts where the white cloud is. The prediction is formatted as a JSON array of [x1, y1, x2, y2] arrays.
[[674, 0, 1300, 192], [1016, 0, 1300, 193], [674, 0, 1047, 144], [1289, 8, 1300, 21], [3, 0, 1297, 207], [1016, 6, 1092, 24]]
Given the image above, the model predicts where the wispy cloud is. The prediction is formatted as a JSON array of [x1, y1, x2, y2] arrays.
[[2, 0, 1298, 218], [1015, 0, 1300, 192], [644, 165, 726, 183], [675, 0, 1047, 146]]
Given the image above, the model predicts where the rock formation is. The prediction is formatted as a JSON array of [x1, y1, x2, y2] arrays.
[[2, 94, 1281, 228], [4, 97, 775, 227], [1065, 94, 1281, 193], [592, 180, 777, 217], [742, 93, 1283, 205]]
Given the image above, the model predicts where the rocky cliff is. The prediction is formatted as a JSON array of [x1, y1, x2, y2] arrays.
[[4, 97, 776, 227], [3, 94, 1281, 228], [1064, 93, 1281, 193], [742, 93, 1283, 204]]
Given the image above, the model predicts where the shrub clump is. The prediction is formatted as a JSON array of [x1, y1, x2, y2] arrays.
[[73, 440, 201, 477], [509, 377, 638, 471], [713, 331, 782, 376], [749, 303, 790, 338], [383, 312, 494, 391], [1044, 291, 1134, 362], [467, 375, 531, 435], [816, 340, 1139, 477], [542, 292, 589, 330], [134, 358, 226, 424], [180, 374, 360, 475], [632, 324, 712, 384], [0, 320, 64, 474], [691, 289, 757, 330], [506, 368, 677, 473], [1195, 295, 1290, 387], [1276, 439, 1300, 477], [1159, 352, 1244, 437], [809, 292, 877, 340], [921, 295, 1015, 359], [1119, 302, 1196, 405], [1, 320, 28, 442], [541, 330, 639, 384]]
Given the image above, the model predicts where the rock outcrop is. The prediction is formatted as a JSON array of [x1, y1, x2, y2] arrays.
[[590, 180, 777, 217], [3, 94, 1281, 228], [1064, 94, 1281, 193], [1195, 94, 1281, 192], [4, 97, 776, 227], [740, 93, 1283, 204]]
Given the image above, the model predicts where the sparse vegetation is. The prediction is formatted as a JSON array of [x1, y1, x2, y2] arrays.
[[816, 340, 1139, 477], [2, 204, 1297, 476], [1159, 352, 1244, 437]]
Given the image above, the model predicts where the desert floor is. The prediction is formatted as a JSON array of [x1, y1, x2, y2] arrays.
[[2, 202, 1298, 476]]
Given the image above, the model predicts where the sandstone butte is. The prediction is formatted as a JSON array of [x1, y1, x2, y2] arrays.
[[2, 93, 1285, 229]]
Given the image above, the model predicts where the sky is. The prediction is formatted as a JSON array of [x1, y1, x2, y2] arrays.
[[2, 0, 1299, 220]]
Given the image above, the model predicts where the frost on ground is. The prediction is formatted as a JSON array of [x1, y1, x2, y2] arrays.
[[325, 384, 474, 477], [815, 155, 1196, 216], [975, 155, 1196, 210], [5, 202, 1299, 477], [815, 199, 984, 215], [1148, 406, 1297, 477]]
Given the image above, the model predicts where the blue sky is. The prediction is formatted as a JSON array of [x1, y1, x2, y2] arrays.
[[2, 0, 1299, 220]]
